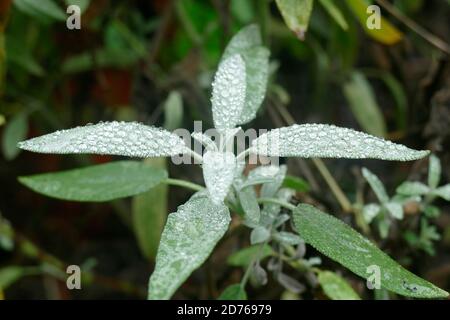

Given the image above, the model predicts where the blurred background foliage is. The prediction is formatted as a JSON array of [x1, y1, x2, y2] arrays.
[[0, 0, 449, 299]]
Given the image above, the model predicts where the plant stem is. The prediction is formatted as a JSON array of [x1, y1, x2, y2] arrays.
[[312, 158, 353, 213], [165, 178, 205, 192], [375, 0, 450, 55], [257, 197, 296, 211]]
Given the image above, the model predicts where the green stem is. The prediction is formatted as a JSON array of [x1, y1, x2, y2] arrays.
[[257, 197, 296, 211], [165, 178, 205, 192]]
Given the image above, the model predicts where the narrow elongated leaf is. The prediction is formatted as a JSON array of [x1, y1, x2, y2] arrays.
[[2, 113, 28, 160], [148, 195, 230, 300], [18, 121, 187, 157], [222, 25, 270, 125], [343, 71, 387, 137], [318, 271, 361, 300], [432, 185, 450, 201], [227, 244, 273, 267], [19, 161, 167, 202], [282, 175, 310, 192], [275, 0, 314, 40], [238, 186, 260, 225], [362, 168, 389, 203], [346, 0, 403, 45], [318, 0, 349, 30], [203, 151, 236, 204], [132, 158, 168, 259], [0, 266, 33, 290], [218, 284, 247, 300], [211, 54, 246, 131], [15, 0, 66, 21], [251, 124, 429, 161], [428, 154, 441, 189], [396, 182, 430, 196], [293, 204, 448, 298]]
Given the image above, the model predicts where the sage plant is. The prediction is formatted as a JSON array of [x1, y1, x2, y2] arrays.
[[18, 25, 448, 299]]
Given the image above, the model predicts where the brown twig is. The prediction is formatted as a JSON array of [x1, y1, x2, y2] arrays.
[[375, 0, 450, 55]]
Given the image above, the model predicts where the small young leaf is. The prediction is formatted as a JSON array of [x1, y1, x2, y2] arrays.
[[132, 158, 168, 259], [273, 231, 302, 245], [275, 0, 314, 40], [203, 151, 236, 204], [218, 284, 247, 300], [362, 168, 389, 203], [428, 154, 441, 189], [261, 165, 287, 198], [318, 271, 361, 300], [385, 202, 403, 220], [343, 71, 387, 137], [2, 113, 28, 160], [362, 203, 380, 223], [211, 54, 246, 131], [243, 165, 281, 188], [251, 124, 429, 161], [223, 25, 269, 125], [250, 226, 271, 245], [19, 161, 167, 202], [148, 194, 230, 300], [18, 121, 187, 157], [227, 245, 273, 267], [292, 204, 448, 298], [277, 273, 306, 294], [432, 185, 450, 201], [396, 182, 430, 196], [238, 186, 261, 225]]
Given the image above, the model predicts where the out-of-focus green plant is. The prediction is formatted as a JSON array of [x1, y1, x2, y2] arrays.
[[362, 155, 449, 255]]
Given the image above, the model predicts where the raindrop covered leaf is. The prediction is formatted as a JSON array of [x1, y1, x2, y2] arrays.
[[19, 161, 167, 202], [251, 124, 429, 161], [211, 54, 246, 131], [18, 121, 187, 158], [202, 151, 236, 204], [293, 204, 449, 298], [223, 26, 269, 125], [148, 194, 230, 300]]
